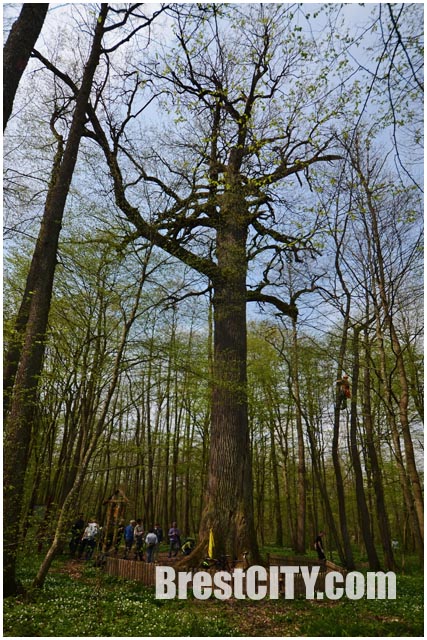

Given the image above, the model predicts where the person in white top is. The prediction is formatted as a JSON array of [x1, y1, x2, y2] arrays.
[[78, 519, 99, 560], [145, 530, 158, 563]]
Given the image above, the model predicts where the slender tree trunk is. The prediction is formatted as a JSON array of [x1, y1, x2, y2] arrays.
[[330, 218, 355, 569], [362, 326, 395, 571], [3, 5, 108, 597], [353, 148, 424, 548], [32, 251, 145, 589], [145, 351, 155, 528], [280, 431, 296, 549], [349, 327, 381, 570], [304, 414, 345, 564], [253, 436, 266, 546], [374, 310, 423, 559], [268, 418, 283, 547], [332, 321, 355, 570], [290, 319, 306, 553], [387, 320, 424, 542]]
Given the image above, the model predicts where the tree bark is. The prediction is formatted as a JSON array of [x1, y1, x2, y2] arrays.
[[3, 3, 49, 130], [268, 417, 283, 547], [332, 314, 355, 567], [191, 215, 260, 564]]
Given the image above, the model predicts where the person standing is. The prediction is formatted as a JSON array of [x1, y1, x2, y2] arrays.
[[134, 519, 145, 561], [78, 518, 99, 560], [314, 531, 326, 560], [168, 522, 181, 558], [124, 520, 136, 558], [145, 530, 158, 563], [153, 523, 163, 561]]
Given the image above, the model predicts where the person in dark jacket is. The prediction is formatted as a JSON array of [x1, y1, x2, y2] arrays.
[[153, 524, 163, 560], [69, 514, 85, 557], [314, 531, 326, 560]]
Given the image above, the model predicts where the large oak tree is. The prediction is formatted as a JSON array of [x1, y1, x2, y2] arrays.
[[82, 4, 346, 563]]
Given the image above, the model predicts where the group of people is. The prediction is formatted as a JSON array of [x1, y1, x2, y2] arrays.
[[71, 514, 326, 564], [69, 515, 193, 562], [122, 520, 164, 562], [69, 514, 100, 560]]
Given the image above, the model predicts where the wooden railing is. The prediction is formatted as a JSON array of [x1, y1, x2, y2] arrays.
[[266, 554, 324, 567], [105, 557, 157, 585], [104, 553, 347, 597]]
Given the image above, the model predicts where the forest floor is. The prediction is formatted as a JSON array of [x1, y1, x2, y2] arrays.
[[3, 553, 424, 637]]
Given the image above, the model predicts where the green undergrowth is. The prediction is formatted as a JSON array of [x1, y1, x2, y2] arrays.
[[3, 557, 236, 637], [3, 554, 423, 637]]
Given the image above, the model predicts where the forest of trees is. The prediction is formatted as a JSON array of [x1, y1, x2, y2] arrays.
[[3, 3, 423, 598]]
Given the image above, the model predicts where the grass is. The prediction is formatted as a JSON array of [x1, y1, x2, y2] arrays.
[[3, 553, 424, 637]]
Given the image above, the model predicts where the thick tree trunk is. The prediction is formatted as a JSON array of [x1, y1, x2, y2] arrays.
[[3, 5, 108, 597], [4, 126, 64, 419], [185, 216, 259, 566], [3, 3, 49, 130]]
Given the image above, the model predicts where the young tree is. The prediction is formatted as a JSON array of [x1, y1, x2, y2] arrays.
[[32, 250, 150, 589], [349, 325, 381, 570], [361, 312, 396, 571], [346, 136, 424, 555]]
